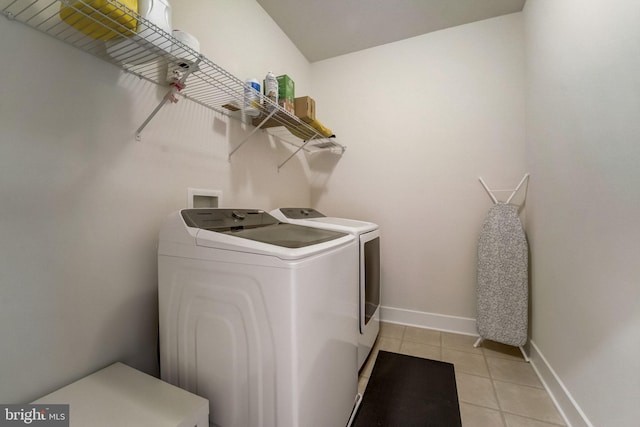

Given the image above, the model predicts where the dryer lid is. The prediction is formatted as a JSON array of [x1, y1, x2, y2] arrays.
[[271, 208, 378, 234]]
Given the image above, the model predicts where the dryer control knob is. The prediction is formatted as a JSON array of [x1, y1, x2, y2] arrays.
[[231, 210, 246, 220]]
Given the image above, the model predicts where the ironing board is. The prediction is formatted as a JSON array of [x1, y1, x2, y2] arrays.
[[474, 175, 529, 358]]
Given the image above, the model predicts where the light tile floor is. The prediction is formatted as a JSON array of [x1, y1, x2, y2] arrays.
[[358, 322, 566, 427]]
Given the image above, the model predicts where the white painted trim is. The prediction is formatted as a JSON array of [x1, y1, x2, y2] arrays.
[[528, 340, 593, 427], [379, 305, 478, 336]]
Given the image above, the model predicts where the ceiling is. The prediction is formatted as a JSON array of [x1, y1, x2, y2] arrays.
[[256, 0, 526, 62]]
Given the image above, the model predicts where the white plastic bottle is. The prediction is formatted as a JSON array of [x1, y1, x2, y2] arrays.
[[244, 78, 261, 117], [264, 71, 278, 111]]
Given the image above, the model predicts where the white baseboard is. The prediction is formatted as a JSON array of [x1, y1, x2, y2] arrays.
[[379, 305, 478, 336], [380, 305, 592, 427], [528, 340, 593, 427]]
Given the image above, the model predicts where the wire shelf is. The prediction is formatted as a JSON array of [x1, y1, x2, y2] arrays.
[[2, 0, 345, 168]]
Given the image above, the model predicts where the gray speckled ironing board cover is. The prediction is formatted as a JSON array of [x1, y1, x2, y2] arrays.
[[476, 203, 528, 347]]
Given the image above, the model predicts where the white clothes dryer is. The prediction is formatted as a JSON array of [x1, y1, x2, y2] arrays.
[[158, 209, 359, 427], [270, 208, 380, 370]]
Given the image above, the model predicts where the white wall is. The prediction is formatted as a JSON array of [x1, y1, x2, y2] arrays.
[[0, 0, 312, 403], [310, 14, 526, 323], [524, 1, 640, 426]]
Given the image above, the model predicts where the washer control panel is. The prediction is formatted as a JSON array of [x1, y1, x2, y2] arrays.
[[182, 209, 278, 231], [278, 208, 326, 219]]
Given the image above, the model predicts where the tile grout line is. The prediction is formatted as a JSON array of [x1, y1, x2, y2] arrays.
[[482, 346, 509, 427], [499, 409, 568, 427], [490, 368, 568, 426], [484, 355, 546, 389]]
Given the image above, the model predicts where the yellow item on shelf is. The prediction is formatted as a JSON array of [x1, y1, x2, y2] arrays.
[[60, 0, 139, 41], [286, 119, 334, 140], [304, 118, 333, 138]]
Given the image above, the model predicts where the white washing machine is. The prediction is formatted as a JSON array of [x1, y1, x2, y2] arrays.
[[270, 208, 380, 370], [158, 209, 359, 427]]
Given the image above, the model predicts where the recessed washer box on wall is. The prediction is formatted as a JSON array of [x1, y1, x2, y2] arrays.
[[187, 188, 222, 208], [158, 208, 360, 427]]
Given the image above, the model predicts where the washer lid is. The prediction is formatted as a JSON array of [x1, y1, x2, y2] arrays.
[[216, 223, 346, 248], [182, 208, 349, 249]]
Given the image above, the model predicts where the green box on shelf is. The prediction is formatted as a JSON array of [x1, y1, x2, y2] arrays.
[[277, 75, 295, 114]]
